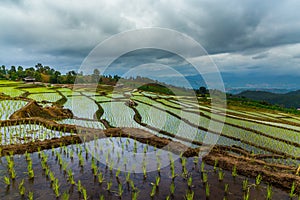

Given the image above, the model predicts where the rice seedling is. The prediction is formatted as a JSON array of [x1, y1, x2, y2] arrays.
[[130, 180, 137, 191], [28, 169, 34, 179], [143, 165, 147, 179], [266, 184, 273, 200], [62, 161, 68, 172], [181, 157, 188, 176], [150, 184, 156, 198], [118, 183, 124, 197], [28, 192, 34, 200], [213, 160, 218, 172], [67, 169, 76, 185], [289, 182, 296, 198], [255, 174, 262, 186], [4, 176, 10, 186], [49, 171, 55, 183], [218, 169, 224, 181], [232, 165, 237, 178], [109, 161, 114, 173], [27, 162, 35, 179], [155, 176, 160, 187], [52, 178, 60, 197], [126, 172, 131, 183], [171, 166, 176, 180], [77, 180, 82, 193], [187, 176, 193, 188], [205, 183, 210, 198], [6, 155, 14, 172], [242, 179, 249, 191], [78, 153, 85, 167], [157, 162, 161, 175], [193, 156, 199, 165], [18, 179, 25, 196], [11, 168, 16, 180], [98, 172, 104, 184], [201, 162, 205, 173], [62, 191, 70, 200], [243, 188, 250, 200], [106, 180, 113, 191], [91, 159, 98, 176], [202, 172, 208, 183], [132, 190, 139, 200], [82, 187, 88, 200], [224, 183, 229, 195], [25, 151, 31, 162], [116, 167, 121, 178], [70, 150, 74, 160], [170, 182, 175, 196], [185, 190, 194, 200]]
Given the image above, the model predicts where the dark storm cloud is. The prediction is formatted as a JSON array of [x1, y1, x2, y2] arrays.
[[154, 0, 300, 54], [252, 52, 269, 60], [0, 0, 300, 77], [293, 54, 300, 59]]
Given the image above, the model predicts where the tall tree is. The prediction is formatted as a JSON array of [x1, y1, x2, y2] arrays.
[[9, 66, 17, 80], [17, 66, 24, 78]]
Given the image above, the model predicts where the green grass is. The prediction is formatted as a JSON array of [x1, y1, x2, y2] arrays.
[[0, 87, 25, 97], [56, 88, 72, 92], [0, 80, 21, 85], [28, 93, 62, 102], [156, 99, 182, 109], [91, 95, 112, 102], [22, 87, 56, 93]]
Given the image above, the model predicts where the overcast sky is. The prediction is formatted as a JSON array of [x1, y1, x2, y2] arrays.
[[1, 0, 300, 88]]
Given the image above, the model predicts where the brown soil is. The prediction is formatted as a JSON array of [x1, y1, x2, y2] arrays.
[[203, 150, 300, 193], [9, 101, 73, 120]]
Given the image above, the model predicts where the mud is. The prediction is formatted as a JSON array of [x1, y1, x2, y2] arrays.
[[9, 101, 73, 120]]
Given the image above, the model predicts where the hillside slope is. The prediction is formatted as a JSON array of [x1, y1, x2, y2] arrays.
[[236, 90, 300, 108]]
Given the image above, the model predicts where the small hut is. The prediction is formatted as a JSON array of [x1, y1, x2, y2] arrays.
[[23, 76, 36, 83]]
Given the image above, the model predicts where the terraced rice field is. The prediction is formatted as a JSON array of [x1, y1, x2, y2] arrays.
[[0, 81, 299, 199]]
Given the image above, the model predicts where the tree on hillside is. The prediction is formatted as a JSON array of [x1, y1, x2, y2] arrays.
[[50, 71, 61, 83], [198, 86, 208, 96], [0, 65, 6, 78], [8, 66, 17, 80], [25, 67, 35, 77], [17, 66, 25, 78], [65, 71, 77, 84], [92, 69, 100, 83], [34, 71, 42, 82]]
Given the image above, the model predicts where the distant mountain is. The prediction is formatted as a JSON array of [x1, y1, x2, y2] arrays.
[[184, 73, 300, 92], [226, 88, 292, 95], [235, 90, 300, 108]]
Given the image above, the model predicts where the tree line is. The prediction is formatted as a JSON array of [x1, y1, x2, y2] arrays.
[[0, 63, 120, 84]]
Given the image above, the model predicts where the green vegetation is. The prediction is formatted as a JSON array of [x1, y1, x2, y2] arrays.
[[235, 90, 300, 109], [0, 63, 120, 84], [138, 83, 175, 95], [0, 79, 299, 199], [229, 94, 300, 114]]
